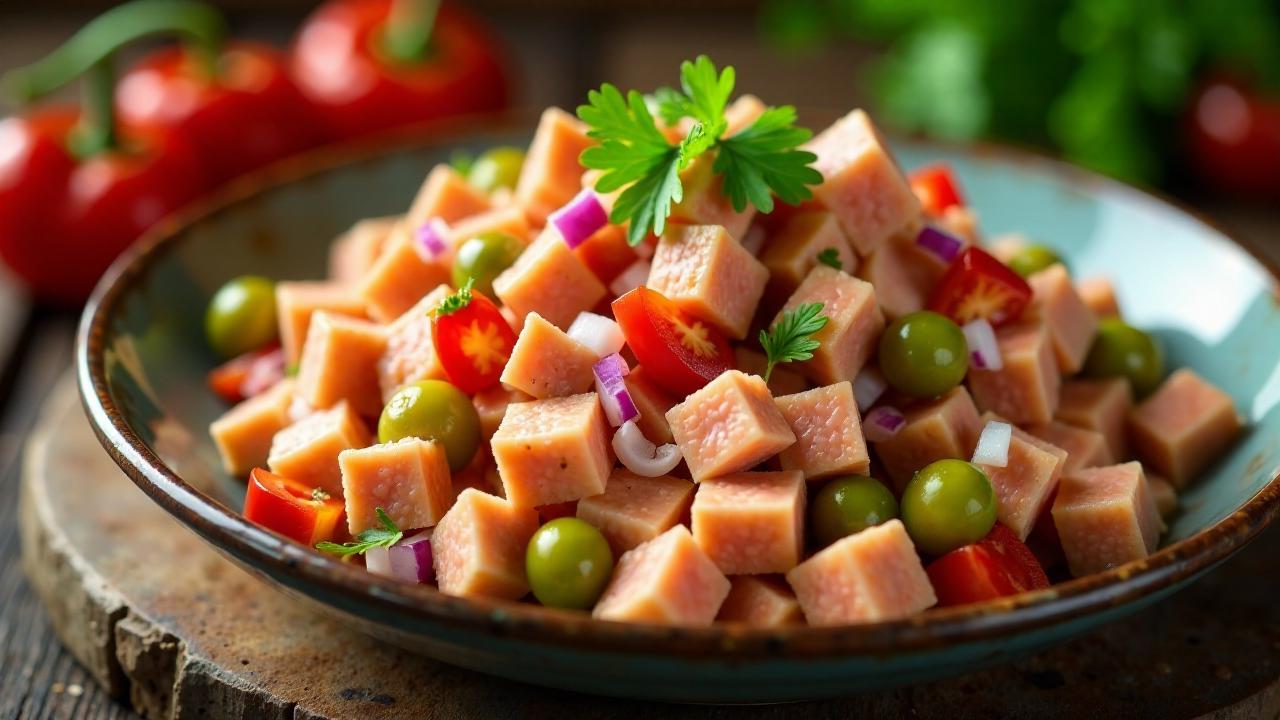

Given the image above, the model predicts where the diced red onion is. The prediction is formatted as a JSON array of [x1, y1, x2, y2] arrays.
[[612, 419, 682, 476], [853, 366, 888, 410], [593, 353, 638, 426], [608, 259, 651, 297], [414, 217, 450, 260], [549, 189, 608, 249], [972, 420, 1013, 468], [863, 406, 906, 443], [740, 225, 766, 255], [962, 318, 1003, 371], [365, 529, 434, 584], [916, 226, 963, 264], [568, 312, 625, 359]]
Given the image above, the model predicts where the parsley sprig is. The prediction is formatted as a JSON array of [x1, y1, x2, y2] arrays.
[[577, 56, 822, 246], [816, 247, 842, 270], [759, 302, 829, 380], [435, 277, 474, 317], [316, 508, 403, 557]]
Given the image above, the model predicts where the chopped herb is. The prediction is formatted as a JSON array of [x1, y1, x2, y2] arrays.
[[310, 487, 330, 502], [816, 247, 842, 270], [759, 302, 829, 381], [316, 508, 402, 557], [285, 361, 299, 378], [435, 278, 475, 316], [449, 149, 475, 177], [713, 105, 823, 213]]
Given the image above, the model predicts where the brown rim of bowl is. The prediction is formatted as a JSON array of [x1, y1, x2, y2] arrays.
[[78, 110, 1280, 660]]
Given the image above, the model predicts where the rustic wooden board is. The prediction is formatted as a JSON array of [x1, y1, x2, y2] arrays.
[[18, 374, 1280, 719]]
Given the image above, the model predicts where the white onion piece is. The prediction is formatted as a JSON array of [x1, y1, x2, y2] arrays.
[[613, 420, 682, 476], [549, 189, 608, 249], [740, 225, 766, 255], [413, 217, 451, 260], [568, 312, 626, 359], [853, 366, 888, 410], [593, 354, 638, 426], [916, 225, 963, 264], [609, 259, 651, 297], [962, 318, 1003, 371], [366, 530, 434, 584], [972, 420, 1013, 468], [863, 406, 906, 443]]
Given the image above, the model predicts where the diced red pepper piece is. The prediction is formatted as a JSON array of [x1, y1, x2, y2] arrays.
[[927, 247, 1033, 327], [207, 344, 286, 405], [926, 523, 1049, 607], [432, 289, 518, 394], [909, 164, 965, 217], [243, 468, 344, 546], [611, 287, 735, 397]]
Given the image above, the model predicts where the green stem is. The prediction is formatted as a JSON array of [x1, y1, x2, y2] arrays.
[[70, 60, 117, 158], [380, 0, 441, 64]]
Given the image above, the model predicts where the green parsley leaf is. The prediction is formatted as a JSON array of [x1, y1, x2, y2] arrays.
[[449, 149, 475, 177], [435, 277, 475, 316], [677, 55, 734, 136], [653, 86, 692, 127], [759, 302, 828, 381], [816, 247, 842, 270], [715, 106, 824, 213], [316, 508, 403, 558]]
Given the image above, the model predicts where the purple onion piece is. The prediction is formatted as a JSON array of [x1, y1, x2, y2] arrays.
[[863, 406, 906, 443], [916, 226, 963, 264], [414, 218, 450, 260], [549, 189, 608, 249]]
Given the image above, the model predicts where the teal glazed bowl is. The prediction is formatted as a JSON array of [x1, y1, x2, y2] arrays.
[[78, 120, 1280, 703]]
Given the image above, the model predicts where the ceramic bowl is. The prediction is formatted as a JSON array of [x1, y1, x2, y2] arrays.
[[78, 120, 1280, 703]]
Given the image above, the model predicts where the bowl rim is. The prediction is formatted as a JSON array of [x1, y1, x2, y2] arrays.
[[77, 113, 1280, 660]]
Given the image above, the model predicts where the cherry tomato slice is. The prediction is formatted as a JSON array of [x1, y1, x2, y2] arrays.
[[431, 290, 517, 394], [207, 344, 285, 404], [244, 468, 344, 546], [926, 523, 1049, 607], [927, 247, 1033, 327], [611, 287, 734, 397], [909, 164, 965, 217]]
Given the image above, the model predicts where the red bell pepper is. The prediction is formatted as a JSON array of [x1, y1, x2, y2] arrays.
[[244, 468, 345, 546], [927, 246, 1033, 327], [207, 343, 286, 405], [909, 164, 965, 217], [290, 0, 508, 141], [926, 523, 1050, 607]]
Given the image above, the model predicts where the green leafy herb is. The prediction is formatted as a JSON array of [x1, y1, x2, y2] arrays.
[[316, 508, 403, 557], [759, 302, 829, 380], [435, 277, 474, 316], [713, 105, 823, 213], [449, 149, 475, 178], [816, 247, 842, 270]]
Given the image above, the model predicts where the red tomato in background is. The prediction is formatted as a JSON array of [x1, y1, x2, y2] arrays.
[[926, 524, 1050, 607], [244, 468, 345, 545], [1185, 77, 1280, 199], [611, 287, 734, 398], [909, 164, 965, 217], [207, 344, 286, 405], [431, 289, 517, 393], [927, 247, 1033, 327]]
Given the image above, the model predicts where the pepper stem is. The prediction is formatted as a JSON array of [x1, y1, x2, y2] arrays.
[[69, 60, 118, 157], [380, 0, 441, 64]]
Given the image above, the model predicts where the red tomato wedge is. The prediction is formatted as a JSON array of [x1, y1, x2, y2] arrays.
[[207, 344, 286, 405], [611, 287, 734, 397], [432, 289, 517, 394], [926, 524, 1050, 607], [244, 468, 345, 546], [927, 247, 1033, 327], [909, 164, 965, 217]]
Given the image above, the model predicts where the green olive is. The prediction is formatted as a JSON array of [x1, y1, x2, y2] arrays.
[[1083, 318, 1164, 396], [878, 311, 969, 398], [810, 475, 898, 548], [378, 380, 480, 472], [901, 459, 998, 556], [468, 146, 526, 194], [526, 517, 614, 610], [205, 275, 278, 359], [1006, 244, 1064, 278], [452, 231, 524, 297]]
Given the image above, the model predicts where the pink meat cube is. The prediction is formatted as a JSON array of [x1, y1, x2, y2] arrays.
[[803, 110, 921, 256], [210, 379, 295, 477], [447, 205, 532, 248], [405, 164, 492, 230], [775, 382, 870, 480], [376, 285, 452, 403], [472, 385, 532, 442], [732, 347, 809, 397], [490, 393, 612, 507], [1077, 277, 1121, 318], [774, 266, 884, 384], [786, 519, 936, 625], [1026, 420, 1113, 473], [968, 322, 1061, 425], [1057, 378, 1133, 460], [276, 281, 368, 364], [493, 230, 606, 330], [974, 414, 1068, 540], [576, 470, 695, 555], [647, 224, 768, 340], [267, 401, 371, 497], [1027, 264, 1098, 374], [431, 488, 539, 600], [936, 205, 981, 245], [668, 155, 757, 241], [666, 370, 796, 482], [691, 470, 806, 574], [855, 227, 949, 320], [339, 438, 453, 535], [1051, 462, 1164, 577], [592, 525, 730, 626], [500, 312, 598, 399], [760, 210, 858, 302], [1129, 369, 1242, 488], [623, 367, 680, 445], [716, 575, 803, 627], [1148, 473, 1178, 520], [874, 387, 982, 491], [329, 215, 397, 286], [514, 108, 594, 225], [296, 312, 387, 418], [358, 222, 452, 323]]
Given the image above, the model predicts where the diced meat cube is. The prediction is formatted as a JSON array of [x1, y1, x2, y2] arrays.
[[974, 414, 1068, 540], [936, 205, 981, 245], [405, 164, 492, 230], [1129, 369, 1242, 487], [1148, 473, 1179, 520], [855, 227, 947, 320], [329, 215, 397, 285], [716, 575, 803, 627], [432, 488, 539, 600], [1026, 420, 1113, 473], [669, 155, 756, 241], [786, 519, 936, 625], [1077, 277, 1121, 318], [760, 210, 857, 302], [1051, 462, 1163, 577], [592, 525, 730, 626], [472, 385, 532, 442], [623, 367, 680, 445], [1027, 264, 1098, 374], [500, 312, 598, 399], [666, 370, 796, 482], [803, 110, 921, 256], [647, 224, 768, 340], [1057, 378, 1133, 459], [874, 387, 981, 491], [775, 382, 870, 480], [276, 281, 368, 364], [514, 108, 594, 225], [493, 230, 606, 330], [267, 401, 371, 497], [573, 223, 638, 284], [210, 379, 295, 476], [296, 312, 386, 417], [376, 285, 452, 403], [448, 205, 532, 248], [732, 348, 808, 396], [775, 266, 884, 384], [968, 322, 1061, 425], [576, 470, 695, 554], [691, 470, 806, 574], [339, 438, 453, 535], [358, 222, 452, 322], [491, 393, 612, 507]]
